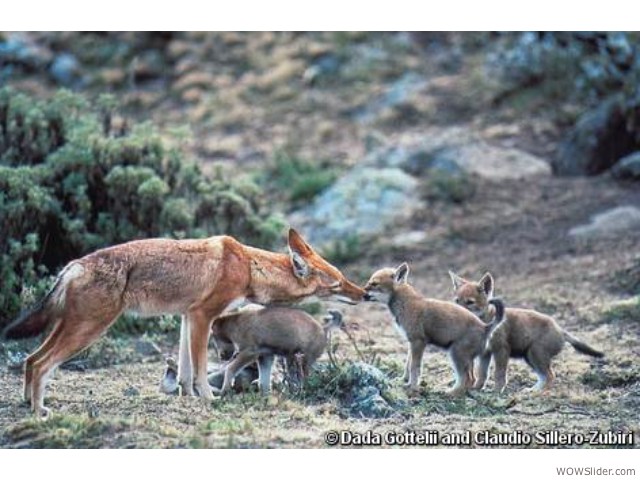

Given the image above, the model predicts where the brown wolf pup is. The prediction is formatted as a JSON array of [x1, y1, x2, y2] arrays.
[[159, 308, 345, 395], [208, 307, 345, 395], [2, 228, 365, 417], [363, 263, 505, 396], [448, 271, 604, 393]]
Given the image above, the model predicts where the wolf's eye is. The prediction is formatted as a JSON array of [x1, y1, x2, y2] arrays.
[[465, 299, 475, 306]]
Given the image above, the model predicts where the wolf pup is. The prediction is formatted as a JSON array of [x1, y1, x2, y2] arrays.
[[363, 263, 505, 396], [209, 307, 345, 395], [448, 271, 604, 393], [2, 228, 364, 418]]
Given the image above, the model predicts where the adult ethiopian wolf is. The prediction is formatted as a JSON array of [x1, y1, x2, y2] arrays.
[[3, 228, 366, 418]]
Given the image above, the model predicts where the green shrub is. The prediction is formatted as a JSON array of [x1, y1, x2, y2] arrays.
[[268, 150, 337, 203], [0, 88, 285, 330]]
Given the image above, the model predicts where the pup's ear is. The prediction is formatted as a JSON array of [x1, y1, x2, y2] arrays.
[[448, 270, 465, 290], [478, 272, 494, 297], [290, 251, 310, 279], [394, 263, 410, 284]]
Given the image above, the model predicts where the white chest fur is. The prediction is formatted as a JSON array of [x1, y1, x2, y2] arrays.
[[392, 315, 408, 341]]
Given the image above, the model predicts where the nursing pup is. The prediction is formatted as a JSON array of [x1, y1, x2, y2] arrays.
[[364, 263, 504, 396], [209, 307, 345, 395], [449, 271, 604, 393]]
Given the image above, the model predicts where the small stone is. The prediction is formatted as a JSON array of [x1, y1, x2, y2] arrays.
[[123, 386, 140, 397], [50, 53, 81, 87], [612, 152, 640, 180], [134, 339, 161, 357]]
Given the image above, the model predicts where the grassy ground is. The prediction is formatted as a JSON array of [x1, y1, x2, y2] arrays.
[[0, 32, 638, 449], [1, 173, 638, 448]]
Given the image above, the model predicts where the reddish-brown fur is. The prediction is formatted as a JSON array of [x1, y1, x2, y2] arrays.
[[4, 229, 365, 417], [449, 271, 603, 393]]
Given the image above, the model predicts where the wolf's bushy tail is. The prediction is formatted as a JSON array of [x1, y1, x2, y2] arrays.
[[2, 262, 82, 340], [564, 331, 604, 358]]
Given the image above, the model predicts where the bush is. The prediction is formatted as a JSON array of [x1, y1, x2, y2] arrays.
[[0, 88, 285, 330], [267, 150, 337, 204]]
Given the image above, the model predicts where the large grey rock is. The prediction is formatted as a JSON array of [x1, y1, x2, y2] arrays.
[[365, 131, 551, 180], [569, 206, 640, 239], [612, 152, 640, 180], [290, 166, 420, 247], [556, 97, 640, 176]]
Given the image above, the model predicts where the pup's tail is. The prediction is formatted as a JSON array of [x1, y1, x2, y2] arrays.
[[323, 309, 345, 334], [485, 297, 506, 334], [2, 262, 83, 340], [563, 331, 604, 358]]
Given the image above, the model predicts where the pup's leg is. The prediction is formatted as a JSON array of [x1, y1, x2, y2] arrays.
[[257, 354, 275, 395], [403, 350, 411, 383], [407, 340, 426, 392], [473, 352, 492, 390], [493, 348, 510, 394], [220, 349, 259, 395], [525, 346, 554, 392], [448, 343, 473, 397]]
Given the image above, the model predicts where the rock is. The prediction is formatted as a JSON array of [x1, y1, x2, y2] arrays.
[[302, 53, 341, 85], [569, 206, 640, 239], [134, 338, 161, 357], [556, 97, 640, 176], [435, 144, 551, 180], [0, 33, 53, 69], [612, 152, 640, 180], [353, 72, 427, 124], [342, 362, 396, 418], [49, 53, 82, 87], [123, 386, 140, 397], [390, 230, 428, 248], [365, 132, 551, 180], [289, 167, 420, 247]]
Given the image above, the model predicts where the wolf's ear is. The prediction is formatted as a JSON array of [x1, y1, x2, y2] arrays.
[[478, 272, 494, 297], [288, 228, 313, 256], [394, 263, 410, 284], [290, 251, 310, 279], [448, 270, 465, 290]]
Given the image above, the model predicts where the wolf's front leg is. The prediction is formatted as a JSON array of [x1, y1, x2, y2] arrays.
[[177, 315, 195, 396]]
